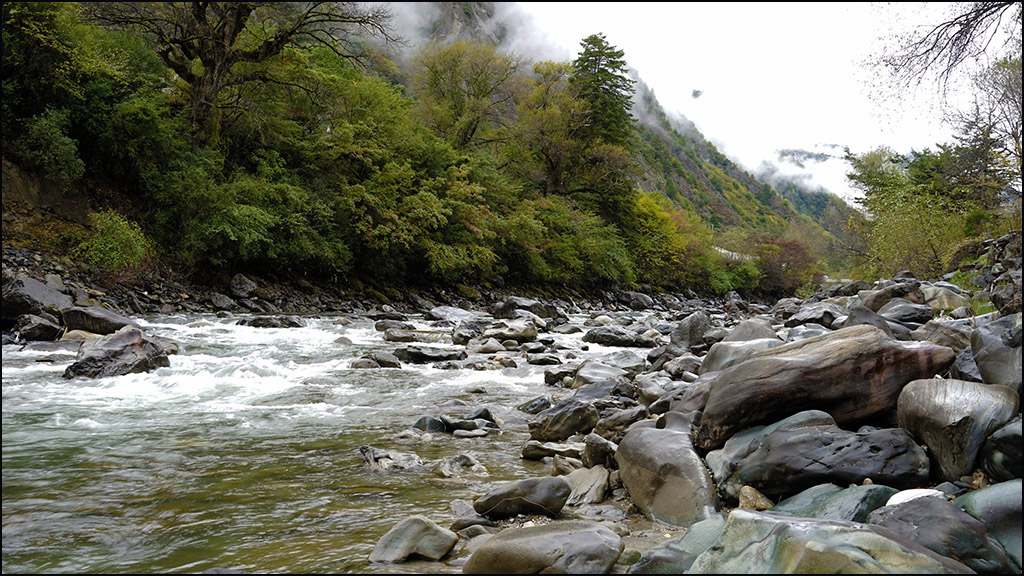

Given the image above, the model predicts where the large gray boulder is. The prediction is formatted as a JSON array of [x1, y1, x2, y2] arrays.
[[667, 310, 710, 354], [61, 305, 138, 335], [971, 312, 1022, 392], [2, 277, 72, 321], [462, 520, 622, 574], [62, 325, 172, 379], [868, 494, 1018, 574], [615, 412, 719, 527], [628, 514, 727, 574], [692, 325, 956, 451], [685, 509, 973, 574], [955, 479, 1023, 571], [705, 410, 930, 504], [897, 378, 1019, 482]]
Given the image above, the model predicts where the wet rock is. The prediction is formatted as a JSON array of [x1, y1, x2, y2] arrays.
[[981, 415, 1022, 482], [61, 305, 138, 335], [359, 445, 422, 471], [667, 310, 711, 355], [628, 514, 727, 574], [955, 479, 1023, 570], [2, 277, 73, 321], [393, 345, 467, 364], [527, 397, 600, 442], [12, 313, 63, 341], [368, 515, 457, 563], [971, 312, 1022, 392], [62, 325, 172, 379]]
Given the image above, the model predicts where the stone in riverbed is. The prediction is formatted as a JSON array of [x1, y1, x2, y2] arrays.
[[368, 515, 457, 563], [462, 520, 622, 574], [472, 477, 570, 520]]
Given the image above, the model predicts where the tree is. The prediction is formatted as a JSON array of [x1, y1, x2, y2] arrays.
[[84, 2, 396, 143], [570, 33, 636, 147], [878, 1, 1021, 92], [411, 39, 524, 150]]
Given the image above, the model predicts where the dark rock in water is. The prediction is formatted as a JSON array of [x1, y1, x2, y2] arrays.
[[868, 493, 1018, 574], [62, 305, 138, 335], [692, 325, 956, 452], [981, 415, 1022, 482], [2, 277, 73, 321], [369, 352, 401, 368], [393, 346, 467, 364], [516, 395, 552, 415], [63, 326, 172, 379], [358, 445, 422, 471], [413, 416, 448, 433], [368, 515, 457, 563], [897, 378, 1019, 482], [462, 520, 622, 574], [955, 479, 1023, 570], [687, 509, 973, 574], [237, 315, 306, 328], [582, 325, 651, 347], [705, 410, 930, 504], [472, 476, 570, 519], [667, 310, 710, 355], [527, 397, 600, 442]]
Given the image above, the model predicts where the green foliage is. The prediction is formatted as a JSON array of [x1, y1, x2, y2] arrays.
[[7, 107, 85, 183], [571, 33, 636, 147], [73, 210, 151, 271]]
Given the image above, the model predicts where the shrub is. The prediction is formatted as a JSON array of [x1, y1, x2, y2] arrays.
[[73, 209, 150, 271]]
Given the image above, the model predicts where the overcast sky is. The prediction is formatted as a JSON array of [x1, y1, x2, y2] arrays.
[[511, 2, 994, 202]]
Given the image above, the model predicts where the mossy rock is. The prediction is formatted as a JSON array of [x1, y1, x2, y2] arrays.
[[455, 283, 480, 300], [366, 288, 389, 303]]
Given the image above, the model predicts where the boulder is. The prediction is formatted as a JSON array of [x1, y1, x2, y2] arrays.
[[769, 483, 898, 523], [615, 412, 719, 527], [955, 479, 1023, 570], [897, 378, 1019, 482], [462, 520, 622, 574], [62, 325, 171, 379], [2, 277, 72, 321], [527, 397, 600, 442], [705, 410, 930, 503], [61, 305, 138, 335], [367, 515, 457, 563], [472, 477, 570, 519], [981, 415, 1022, 482], [692, 325, 956, 451], [971, 312, 1022, 392], [867, 494, 1018, 574], [686, 509, 973, 574]]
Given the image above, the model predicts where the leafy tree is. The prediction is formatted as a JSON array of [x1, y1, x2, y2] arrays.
[[411, 40, 525, 150], [505, 61, 587, 195], [570, 33, 636, 147], [84, 2, 396, 143]]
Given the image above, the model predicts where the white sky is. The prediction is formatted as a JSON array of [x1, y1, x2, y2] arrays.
[[513, 2, 993, 202]]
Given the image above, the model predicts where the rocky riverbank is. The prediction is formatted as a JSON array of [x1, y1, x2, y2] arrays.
[[2, 232, 1022, 574]]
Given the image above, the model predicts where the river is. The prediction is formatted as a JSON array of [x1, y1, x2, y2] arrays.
[[2, 309, 639, 573]]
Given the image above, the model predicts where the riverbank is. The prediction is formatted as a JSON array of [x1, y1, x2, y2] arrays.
[[3, 236, 1021, 574]]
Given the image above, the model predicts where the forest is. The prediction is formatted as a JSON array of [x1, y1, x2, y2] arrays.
[[2, 2, 1021, 298]]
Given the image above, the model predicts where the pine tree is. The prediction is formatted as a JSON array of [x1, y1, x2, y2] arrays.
[[570, 33, 636, 147]]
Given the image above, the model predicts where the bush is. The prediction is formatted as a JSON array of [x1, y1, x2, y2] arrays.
[[73, 209, 150, 271]]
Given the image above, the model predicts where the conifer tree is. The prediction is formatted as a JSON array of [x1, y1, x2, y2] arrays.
[[570, 33, 636, 147]]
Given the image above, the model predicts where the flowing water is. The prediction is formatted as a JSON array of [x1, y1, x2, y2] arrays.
[[2, 311, 632, 574]]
